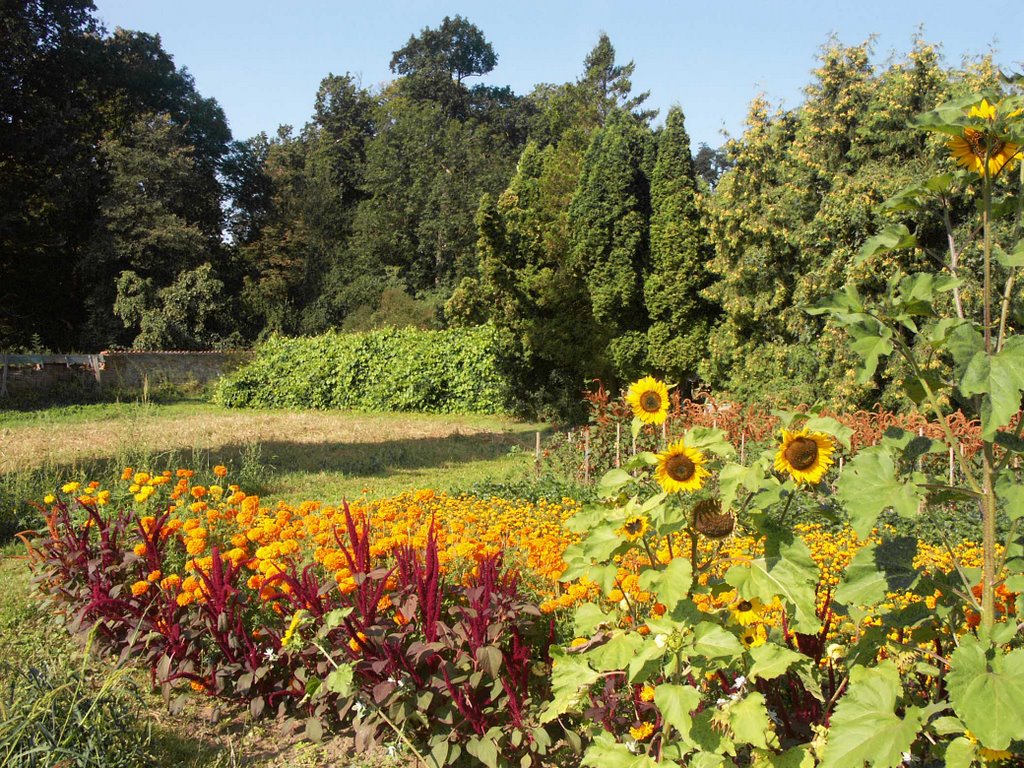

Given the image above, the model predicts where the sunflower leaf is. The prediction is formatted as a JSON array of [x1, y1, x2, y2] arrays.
[[947, 635, 1024, 751], [856, 224, 917, 265], [725, 537, 819, 634], [836, 445, 926, 538], [638, 556, 692, 614], [994, 240, 1024, 268], [959, 336, 1024, 440]]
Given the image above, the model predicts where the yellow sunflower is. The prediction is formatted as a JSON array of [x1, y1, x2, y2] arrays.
[[617, 514, 650, 542], [774, 428, 835, 485], [625, 376, 670, 425], [655, 440, 710, 493], [739, 624, 767, 649], [729, 597, 765, 627], [947, 99, 1021, 177]]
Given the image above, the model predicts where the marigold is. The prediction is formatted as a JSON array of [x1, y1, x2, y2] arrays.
[[213, 465, 228, 478], [130, 580, 150, 597], [629, 721, 655, 741]]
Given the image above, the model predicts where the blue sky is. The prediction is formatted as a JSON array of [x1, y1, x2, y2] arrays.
[[92, 0, 1024, 149]]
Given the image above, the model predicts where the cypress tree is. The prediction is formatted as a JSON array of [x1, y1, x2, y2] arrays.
[[645, 106, 716, 385]]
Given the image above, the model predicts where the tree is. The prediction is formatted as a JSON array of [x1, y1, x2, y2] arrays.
[[568, 109, 654, 379], [645, 107, 717, 385], [390, 15, 496, 84], [578, 34, 656, 127]]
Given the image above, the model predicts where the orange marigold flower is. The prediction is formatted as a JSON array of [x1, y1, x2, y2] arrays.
[[130, 580, 150, 596], [133, 543, 148, 557], [121, 467, 134, 481], [176, 469, 194, 478], [213, 465, 228, 478], [147, 569, 162, 582], [191, 486, 207, 499], [348, 631, 368, 652]]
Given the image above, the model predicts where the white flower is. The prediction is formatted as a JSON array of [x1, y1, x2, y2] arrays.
[[732, 675, 746, 690], [654, 634, 668, 648]]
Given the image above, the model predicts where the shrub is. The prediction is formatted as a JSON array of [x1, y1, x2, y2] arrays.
[[213, 325, 507, 414]]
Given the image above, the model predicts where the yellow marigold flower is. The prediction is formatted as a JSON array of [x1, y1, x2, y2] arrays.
[[348, 631, 367, 652], [655, 440, 710, 493], [639, 685, 655, 702], [617, 514, 650, 542], [132, 542, 148, 556], [130, 580, 150, 596], [61, 481, 80, 493], [160, 574, 181, 590], [774, 428, 835, 485], [176, 592, 194, 607], [133, 472, 150, 485], [77, 495, 96, 507], [186, 539, 206, 555], [625, 376, 670, 425], [43, 494, 56, 504], [96, 490, 110, 505], [629, 721, 655, 741]]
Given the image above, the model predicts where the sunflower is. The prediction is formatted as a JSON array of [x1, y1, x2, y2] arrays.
[[947, 99, 1021, 177], [774, 428, 835, 485], [692, 497, 735, 539], [625, 376, 670, 425], [730, 597, 765, 627], [739, 624, 767, 649], [655, 440, 710, 493], [617, 514, 650, 542]]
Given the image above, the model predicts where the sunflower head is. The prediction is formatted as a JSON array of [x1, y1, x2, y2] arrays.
[[692, 498, 735, 539], [946, 98, 1022, 177], [617, 514, 650, 542], [739, 623, 768, 649], [730, 596, 765, 627], [655, 440, 710, 493], [625, 376, 670, 425], [774, 428, 835, 485]]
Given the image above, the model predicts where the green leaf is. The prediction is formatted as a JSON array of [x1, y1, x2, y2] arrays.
[[729, 692, 776, 749], [747, 643, 806, 682], [542, 647, 601, 722], [686, 426, 736, 458], [588, 632, 645, 671], [599, 468, 634, 497], [725, 536, 820, 633], [691, 622, 744, 659], [751, 746, 814, 768], [638, 556, 693, 614], [849, 326, 894, 383], [996, 474, 1024, 521], [994, 239, 1024, 268], [836, 445, 926, 538], [582, 732, 660, 767], [465, 735, 499, 768], [819, 661, 923, 768], [322, 607, 352, 630], [574, 602, 614, 636], [833, 544, 889, 607], [943, 737, 977, 768], [959, 336, 1024, 440], [803, 416, 853, 451], [947, 634, 1024, 751], [323, 664, 354, 697], [654, 683, 701, 741], [857, 224, 917, 265], [304, 717, 324, 742]]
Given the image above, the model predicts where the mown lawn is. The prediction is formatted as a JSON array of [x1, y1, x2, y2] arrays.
[[0, 401, 554, 766]]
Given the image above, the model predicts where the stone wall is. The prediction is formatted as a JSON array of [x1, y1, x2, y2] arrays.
[[0, 351, 252, 403]]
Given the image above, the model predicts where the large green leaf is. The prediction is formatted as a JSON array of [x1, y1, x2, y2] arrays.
[[834, 544, 889, 607], [746, 643, 806, 682], [574, 602, 615, 635], [691, 622, 744, 660], [541, 647, 601, 722], [638, 556, 693, 613], [947, 634, 1024, 751], [959, 336, 1024, 440], [836, 445, 926, 537], [820, 662, 924, 768], [725, 536, 820, 633], [729, 692, 776, 750], [582, 732, 660, 768], [588, 632, 645, 671], [654, 683, 701, 742], [996, 474, 1024, 521]]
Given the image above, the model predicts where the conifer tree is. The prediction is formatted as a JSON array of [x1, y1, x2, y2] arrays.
[[645, 106, 716, 385]]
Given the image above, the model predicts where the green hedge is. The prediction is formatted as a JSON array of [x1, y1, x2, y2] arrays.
[[213, 326, 507, 414]]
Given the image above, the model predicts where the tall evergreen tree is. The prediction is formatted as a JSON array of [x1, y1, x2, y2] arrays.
[[568, 109, 654, 379], [645, 106, 716, 385]]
